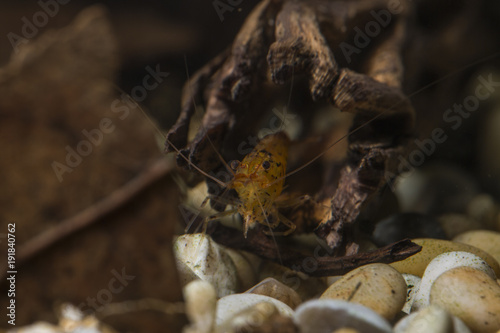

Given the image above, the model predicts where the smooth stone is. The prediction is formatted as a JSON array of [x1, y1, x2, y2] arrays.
[[225, 248, 260, 291], [258, 261, 326, 301], [216, 301, 297, 333], [438, 214, 479, 239], [13, 304, 118, 333], [174, 234, 238, 297], [394, 305, 453, 333], [245, 277, 302, 309], [430, 266, 500, 333], [394, 306, 471, 333], [496, 212, 500, 232], [466, 194, 498, 229], [326, 275, 343, 286], [357, 237, 378, 253], [411, 251, 496, 312], [402, 274, 421, 314], [294, 299, 392, 333], [320, 263, 406, 320], [478, 109, 500, 198], [7, 323, 61, 333], [390, 238, 500, 277], [453, 230, 500, 265], [216, 293, 294, 326], [332, 329, 361, 333], [394, 165, 478, 215], [373, 213, 447, 246], [183, 280, 217, 333]]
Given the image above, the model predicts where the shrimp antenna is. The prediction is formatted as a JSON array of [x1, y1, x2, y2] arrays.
[[183, 54, 235, 180], [165, 136, 228, 188], [280, 54, 295, 133], [251, 180, 283, 266], [112, 84, 166, 140], [277, 49, 500, 184], [112, 83, 228, 188]]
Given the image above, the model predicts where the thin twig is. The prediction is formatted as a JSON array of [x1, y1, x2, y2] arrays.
[[3, 157, 174, 278], [210, 224, 421, 277]]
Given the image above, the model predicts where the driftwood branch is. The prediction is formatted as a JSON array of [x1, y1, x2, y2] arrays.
[[209, 224, 421, 277]]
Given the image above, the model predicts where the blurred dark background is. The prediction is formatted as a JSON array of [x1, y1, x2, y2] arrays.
[[0, 0, 260, 131]]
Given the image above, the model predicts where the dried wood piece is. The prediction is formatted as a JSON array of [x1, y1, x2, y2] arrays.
[[268, 1, 338, 99], [313, 0, 398, 44], [164, 50, 229, 154], [167, 0, 281, 172], [315, 148, 387, 251], [168, 0, 418, 261], [364, 18, 407, 88], [218, 0, 280, 101], [209, 224, 421, 277]]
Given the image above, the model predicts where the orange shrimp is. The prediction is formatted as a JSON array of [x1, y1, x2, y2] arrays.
[[117, 79, 300, 238], [169, 131, 297, 238], [228, 131, 295, 237]]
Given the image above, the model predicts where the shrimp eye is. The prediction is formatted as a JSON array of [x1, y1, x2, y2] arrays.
[[229, 160, 240, 170], [262, 160, 271, 170]]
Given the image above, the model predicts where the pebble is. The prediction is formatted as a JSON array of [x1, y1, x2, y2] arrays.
[[438, 214, 479, 239], [478, 108, 500, 198], [394, 165, 478, 215], [394, 305, 452, 333], [183, 280, 217, 333], [394, 305, 471, 333], [372, 213, 447, 246], [294, 299, 392, 333], [225, 248, 260, 291], [466, 194, 498, 229], [7, 323, 61, 333], [453, 230, 500, 265], [216, 301, 297, 333], [430, 266, 500, 333], [332, 329, 361, 333], [320, 263, 407, 320], [245, 277, 302, 309], [389, 238, 500, 277], [174, 234, 238, 297], [216, 293, 294, 327], [401, 274, 421, 314], [326, 275, 343, 286], [8, 303, 116, 333], [411, 251, 496, 312], [258, 261, 326, 301]]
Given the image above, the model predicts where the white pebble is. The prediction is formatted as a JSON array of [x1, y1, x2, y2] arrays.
[[401, 274, 421, 314], [294, 299, 392, 333], [183, 280, 217, 333], [174, 234, 239, 297], [216, 293, 293, 327], [430, 267, 500, 333], [411, 251, 495, 312], [394, 305, 471, 333]]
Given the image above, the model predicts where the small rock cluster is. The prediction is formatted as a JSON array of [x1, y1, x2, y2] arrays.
[[176, 225, 500, 333]]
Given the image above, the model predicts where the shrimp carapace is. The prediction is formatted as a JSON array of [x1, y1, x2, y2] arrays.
[[228, 131, 292, 237]]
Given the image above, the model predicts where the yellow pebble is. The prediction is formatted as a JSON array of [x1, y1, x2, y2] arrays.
[[390, 238, 500, 277], [320, 263, 406, 320], [453, 230, 500, 265], [430, 266, 500, 333]]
